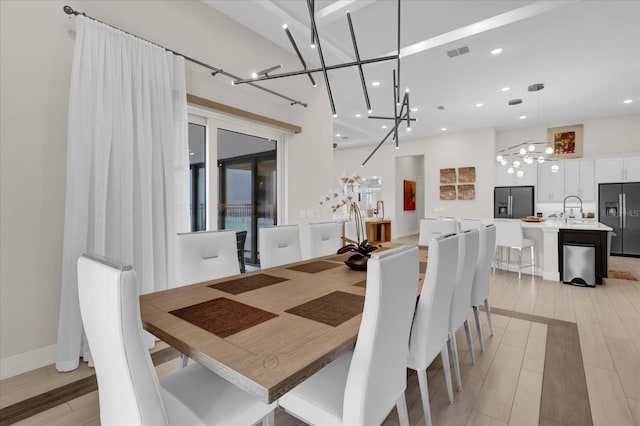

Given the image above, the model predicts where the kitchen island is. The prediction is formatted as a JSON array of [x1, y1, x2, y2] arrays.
[[494, 219, 612, 282]]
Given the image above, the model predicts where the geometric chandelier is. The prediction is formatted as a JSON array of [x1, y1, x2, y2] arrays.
[[232, 0, 413, 167]]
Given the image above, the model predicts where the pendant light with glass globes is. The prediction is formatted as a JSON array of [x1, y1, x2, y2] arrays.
[[495, 83, 559, 177]]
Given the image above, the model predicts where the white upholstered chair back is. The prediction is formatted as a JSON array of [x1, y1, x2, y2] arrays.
[[258, 225, 303, 269], [307, 221, 343, 258], [343, 244, 419, 425], [78, 254, 167, 425], [471, 224, 496, 306], [175, 230, 240, 287], [458, 218, 482, 232], [450, 229, 480, 332], [494, 219, 525, 249], [408, 234, 459, 367], [418, 218, 459, 245], [344, 220, 359, 243]]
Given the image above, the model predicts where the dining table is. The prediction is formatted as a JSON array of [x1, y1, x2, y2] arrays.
[[140, 243, 429, 404]]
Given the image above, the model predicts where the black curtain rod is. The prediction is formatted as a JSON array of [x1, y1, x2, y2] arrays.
[[62, 5, 307, 107]]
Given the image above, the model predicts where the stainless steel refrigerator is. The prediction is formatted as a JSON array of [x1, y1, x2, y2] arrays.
[[599, 182, 640, 256], [494, 186, 535, 219]]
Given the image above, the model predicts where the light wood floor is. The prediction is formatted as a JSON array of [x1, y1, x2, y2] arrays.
[[2, 240, 639, 425]]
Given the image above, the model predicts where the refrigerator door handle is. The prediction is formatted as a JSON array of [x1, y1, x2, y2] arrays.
[[508, 196, 512, 217], [619, 194, 623, 228], [622, 193, 627, 228]]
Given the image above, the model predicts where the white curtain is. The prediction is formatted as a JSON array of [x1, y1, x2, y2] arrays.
[[56, 15, 190, 372]]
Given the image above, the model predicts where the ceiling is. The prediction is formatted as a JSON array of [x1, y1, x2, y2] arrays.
[[204, 1, 640, 149]]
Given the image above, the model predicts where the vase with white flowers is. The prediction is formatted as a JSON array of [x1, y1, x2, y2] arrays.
[[319, 173, 379, 270]]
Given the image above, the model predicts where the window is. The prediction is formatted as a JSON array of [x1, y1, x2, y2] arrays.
[[187, 108, 284, 267]]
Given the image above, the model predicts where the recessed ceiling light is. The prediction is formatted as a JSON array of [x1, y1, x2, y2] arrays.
[[476, 103, 484, 107], [519, 115, 527, 119], [382, 125, 388, 129], [282, 24, 288, 30], [491, 48, 503, 55], [410, 107, 418, 112], [355, 113, 361, 118], [336, 133, 341, 137], [441, 127, 447, 132], [332, 113, 337, 118], [372, 81, 381, 87], [623, 99, 633, 104], [367, 109, 373, 114], [501, 87, 511, 92]]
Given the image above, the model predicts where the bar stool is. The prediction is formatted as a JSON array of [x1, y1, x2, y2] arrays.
[[493, 219, 535, 279]]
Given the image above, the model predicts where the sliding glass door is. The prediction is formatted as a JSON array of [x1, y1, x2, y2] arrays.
[[217, 129, 277, 265]]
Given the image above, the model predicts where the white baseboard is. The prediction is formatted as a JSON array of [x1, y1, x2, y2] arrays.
[[0, 344, 57, 380]]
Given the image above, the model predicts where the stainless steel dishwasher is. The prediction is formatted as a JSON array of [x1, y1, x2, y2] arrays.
[[563, 243, 596, 287]]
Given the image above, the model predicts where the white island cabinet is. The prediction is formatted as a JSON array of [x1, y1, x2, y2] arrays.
[[492, 219, 612, 282]]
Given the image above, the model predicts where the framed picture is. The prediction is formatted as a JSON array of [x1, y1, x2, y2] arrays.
[[457, 184, 475, 200], [458, 167, 476, 183], [440, 185, 456, 200], [403, 180, 416, 211], [547, 124, 583, 159], [440, 168, 456, 183]]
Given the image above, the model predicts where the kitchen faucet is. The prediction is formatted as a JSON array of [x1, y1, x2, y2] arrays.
[[563, 195, 583, 223]]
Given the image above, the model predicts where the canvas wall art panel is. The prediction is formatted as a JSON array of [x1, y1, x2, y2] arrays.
[[403, 180, 416, 210], [457, 184, 475, 200], [440, 185, 456, 200], [458, 167, 476, 183], [440, 168, 456, 184], [547, 124, 583, 159]]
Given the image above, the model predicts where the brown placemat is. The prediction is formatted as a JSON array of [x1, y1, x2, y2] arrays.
[[170, 298, 278, 338], [287, 261, 343, 273], [353, 280, 367, 288], [209, 273, 288, 295], [285, 291, 365, 327], [326, 254, 348, 262]]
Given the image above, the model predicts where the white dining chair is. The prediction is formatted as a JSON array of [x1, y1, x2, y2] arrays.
[[471, 224, 497, 352], [278, 244, 419, 426], [343, 220, 360, 243], [77, 254, 276, 426], [176, 230, 240, 287], [418, 218, 459, 245], [258, 225, 303, 269], [494, 219, 535, 279], [448, 228, 480, 391], [307, 221, 344, 258], [407, 233, 459, 426], [458, 218, 482, 232]]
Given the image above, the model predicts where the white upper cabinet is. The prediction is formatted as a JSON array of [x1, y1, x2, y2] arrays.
[[537, 161, 565, 202], [596, 156, 640, 183], [564, 158, 595, 201], [494, 162, 536, 187]]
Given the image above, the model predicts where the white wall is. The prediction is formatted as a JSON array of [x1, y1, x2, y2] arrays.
[[0, 0, 333, 378], [394, 156, 424, 238], [496, 113, 640, 155], [332, 127, 496, 237]]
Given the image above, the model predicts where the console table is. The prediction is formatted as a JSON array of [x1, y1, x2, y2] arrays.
[[366, 220, 391, 243]]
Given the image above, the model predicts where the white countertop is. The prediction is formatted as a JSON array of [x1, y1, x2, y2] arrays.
[[519, 219, 613, 232]]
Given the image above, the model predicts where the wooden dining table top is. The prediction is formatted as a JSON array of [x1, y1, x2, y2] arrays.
[[140, 243, 428, 404]]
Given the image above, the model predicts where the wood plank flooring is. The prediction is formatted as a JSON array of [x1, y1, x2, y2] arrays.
[[1, 245, 639, 425]]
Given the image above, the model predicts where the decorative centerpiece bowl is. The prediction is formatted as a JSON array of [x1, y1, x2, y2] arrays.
[[337, 239, 379, 271]]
